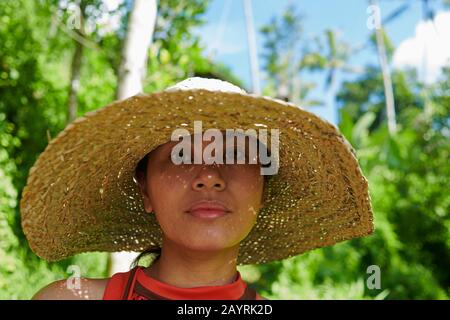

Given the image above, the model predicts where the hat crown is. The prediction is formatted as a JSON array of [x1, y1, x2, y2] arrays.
[[165, 77, 246, 94]]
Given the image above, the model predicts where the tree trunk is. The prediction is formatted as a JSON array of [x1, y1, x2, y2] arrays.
[[243, 0, 261, 94], [371, 0, 397, 135], [421, 0, 432, 117], [109, 0, 157, 277], [116, 0, 157, 100], [67, 1, 87, 124], [67, 42, 83, 123]]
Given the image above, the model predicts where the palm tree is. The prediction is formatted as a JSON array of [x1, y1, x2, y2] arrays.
[[298, 29, 364, 124], [260, 5, 313, 105], [321, 30, 363, 124], [365, 0, 447, 122]]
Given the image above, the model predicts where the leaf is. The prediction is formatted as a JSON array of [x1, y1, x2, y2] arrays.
[[352, 111, 376, 148], [338, 108, 354, 143]]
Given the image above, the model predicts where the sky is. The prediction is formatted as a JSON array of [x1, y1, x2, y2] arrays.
[[193, 0, 450, 125]]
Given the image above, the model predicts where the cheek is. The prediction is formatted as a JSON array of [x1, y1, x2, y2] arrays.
[[147, 170, 189, 215], [227, 166, 264, 232], [149, 162, 191, 192], [229, 165, 265, 208]]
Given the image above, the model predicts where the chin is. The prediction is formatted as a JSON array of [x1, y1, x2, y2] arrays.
[[178, 235, 240, 252]]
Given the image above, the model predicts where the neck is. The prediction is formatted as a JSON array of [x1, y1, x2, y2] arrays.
[[143, 237, 240, 288]]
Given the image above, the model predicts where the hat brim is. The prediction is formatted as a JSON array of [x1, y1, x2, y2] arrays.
[[20, 89, 374, 265]]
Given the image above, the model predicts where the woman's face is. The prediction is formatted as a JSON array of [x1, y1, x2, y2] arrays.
[[136, 131, 265, 252]]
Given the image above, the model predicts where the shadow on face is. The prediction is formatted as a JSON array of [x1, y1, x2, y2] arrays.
[[134, 131, 270, 252]]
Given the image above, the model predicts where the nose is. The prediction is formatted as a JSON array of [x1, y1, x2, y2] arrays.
[[191, 164, 226, 191]]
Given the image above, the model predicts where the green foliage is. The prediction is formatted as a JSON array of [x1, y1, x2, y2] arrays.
[[244, 62, 449, 300], [1, 0, 448, 300]]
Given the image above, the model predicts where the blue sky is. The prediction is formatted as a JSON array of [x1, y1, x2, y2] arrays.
[[194, 0, 450, 124]]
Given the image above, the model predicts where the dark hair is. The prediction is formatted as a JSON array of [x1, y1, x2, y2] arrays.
[[130, 246, 162, 269], [135, 153, 150, 179], [132, 152, 162, 268]]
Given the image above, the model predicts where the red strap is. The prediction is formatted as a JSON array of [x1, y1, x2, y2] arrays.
[[123, 267, 139, 300], [102, 270, 131, 300]]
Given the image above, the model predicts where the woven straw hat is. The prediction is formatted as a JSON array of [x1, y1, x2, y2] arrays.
[[20, 77, 374, 265]]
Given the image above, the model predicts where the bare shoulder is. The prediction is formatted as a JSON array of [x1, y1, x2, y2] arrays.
[[32, 277, 111, 300]]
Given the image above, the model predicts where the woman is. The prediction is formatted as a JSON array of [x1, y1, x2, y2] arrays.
[[22, 77, 374, 300]]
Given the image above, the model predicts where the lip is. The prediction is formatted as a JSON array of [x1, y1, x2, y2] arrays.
[[185, 200, 231, 219]]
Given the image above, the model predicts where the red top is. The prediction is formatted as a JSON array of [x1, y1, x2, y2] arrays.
[[103, 266, 264, 300]]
